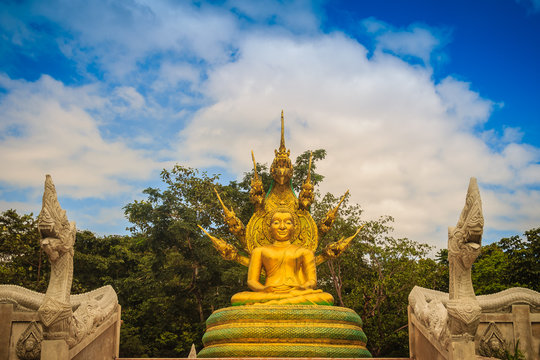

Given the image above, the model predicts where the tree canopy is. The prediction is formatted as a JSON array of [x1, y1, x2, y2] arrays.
[[0, 151, 538, 357]]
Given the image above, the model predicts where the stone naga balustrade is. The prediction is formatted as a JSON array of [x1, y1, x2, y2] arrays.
[[408, 177, 540, 360], [0, 175, 120, 360]]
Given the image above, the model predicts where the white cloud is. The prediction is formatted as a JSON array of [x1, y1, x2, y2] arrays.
[[501, 126, 524, 143], [362, 18, 450, 66], [7, 0, 238, 80], [225, 0, 321, 33], [151, 62, 201, 93], [113, 86, 146, 111], [0, 74, 161, 198], [1, 2, 537, 248], [13, 0, 319, 82], [482, 188, 540, 231], [436, 77, 493, 128], [174, 30, 540, 249], [0, 200, 41, 216]]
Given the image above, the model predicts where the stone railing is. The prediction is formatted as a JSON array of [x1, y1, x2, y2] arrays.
[[409, 286, 540, 360], [0, 175, 120, 360], [408, 178, 540, 360], [0, 296, 121, 360]]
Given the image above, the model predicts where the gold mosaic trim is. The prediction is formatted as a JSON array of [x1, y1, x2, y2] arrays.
[[207, 321, 363, 331], [205, 337, 367, 346], [203, 342, 368, 350]]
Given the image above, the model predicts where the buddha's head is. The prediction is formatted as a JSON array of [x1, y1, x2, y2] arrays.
[[270, 211, 294, 242], [265, 206, 299, 244]]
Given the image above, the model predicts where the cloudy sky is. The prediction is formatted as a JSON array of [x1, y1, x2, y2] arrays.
[[1, 0, 539, 249]]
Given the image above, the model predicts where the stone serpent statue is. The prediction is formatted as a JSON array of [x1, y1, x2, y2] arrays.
[[408, 178, 540, 349], [0, 175, 118, 348]]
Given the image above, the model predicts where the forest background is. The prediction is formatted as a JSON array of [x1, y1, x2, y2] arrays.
[[1, 150, 538, 358]]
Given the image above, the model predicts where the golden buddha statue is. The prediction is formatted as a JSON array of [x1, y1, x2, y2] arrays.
[[197, 111, 372, 358], [231, 207, 334, 306]]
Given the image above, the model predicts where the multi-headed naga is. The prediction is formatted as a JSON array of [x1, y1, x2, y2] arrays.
[[199, 111, 362, 304]]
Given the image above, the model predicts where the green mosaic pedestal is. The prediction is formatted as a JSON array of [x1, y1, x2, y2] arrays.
[[198, 305, 372, 358]]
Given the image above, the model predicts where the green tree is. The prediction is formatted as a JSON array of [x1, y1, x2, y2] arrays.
[[472, 243, 511, 294], [291, 148, 326, 190], [70, 231, 153, 355], [121, 150, 444, 358], [13, 150, 527, 358], [117, 150, 331, 357], [498, 228, 540, 292], [315, 203, 439, 357], [122, 166, 248, 357], [0, 209, 49, 291], [473, 228, 540, 294], [301, 177, 445, 357]]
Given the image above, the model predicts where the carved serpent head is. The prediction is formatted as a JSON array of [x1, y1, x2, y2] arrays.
[[448, 178, 484, 270], [39, 220, 76, 262]]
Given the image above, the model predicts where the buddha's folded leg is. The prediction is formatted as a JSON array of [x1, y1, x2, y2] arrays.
[[258, 292, 333, 305], [231, 290, 334, 306], [231, 291, 291, 306]]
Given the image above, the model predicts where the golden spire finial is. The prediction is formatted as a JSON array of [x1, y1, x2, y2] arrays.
[[279, 110, 286, 152], [273, 110, 290, 158]]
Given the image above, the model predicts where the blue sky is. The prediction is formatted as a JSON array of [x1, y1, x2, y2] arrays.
[[0, 0, 539, 249]]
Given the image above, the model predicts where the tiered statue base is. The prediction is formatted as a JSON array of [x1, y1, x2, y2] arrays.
[[198, 305, 372, 358]]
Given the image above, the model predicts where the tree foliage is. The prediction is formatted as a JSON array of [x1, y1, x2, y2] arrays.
[[0, 153, 538, 358], [121, 166, 247, 356], [0, 210, 48, 291], [473, 228, 540, 294]]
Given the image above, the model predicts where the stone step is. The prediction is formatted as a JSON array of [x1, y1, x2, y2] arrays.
[[117, 358, 411, 360]]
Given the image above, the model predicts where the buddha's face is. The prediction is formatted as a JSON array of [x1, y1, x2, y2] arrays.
[[270, 212, 294, 242]]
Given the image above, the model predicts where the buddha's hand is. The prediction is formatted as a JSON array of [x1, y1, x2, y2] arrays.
[[264, 285, 296, 293], [322, 225, 364, 259], [299, 280, 316, 290]]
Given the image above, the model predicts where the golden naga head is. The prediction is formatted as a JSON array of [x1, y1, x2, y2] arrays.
[[270, 110, 293, 185]]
